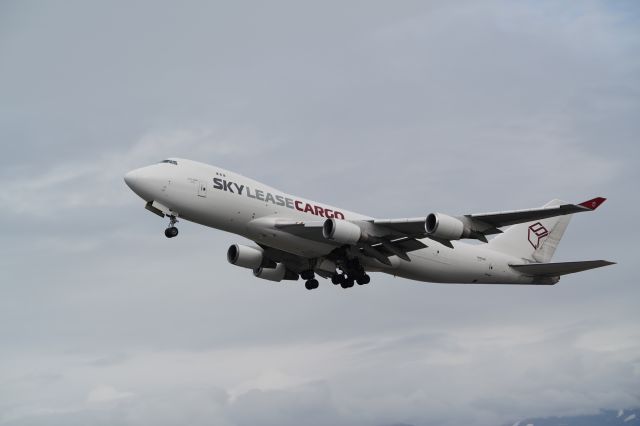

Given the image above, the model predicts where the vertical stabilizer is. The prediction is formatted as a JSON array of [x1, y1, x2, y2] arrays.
[[487, 199, 572, 263]]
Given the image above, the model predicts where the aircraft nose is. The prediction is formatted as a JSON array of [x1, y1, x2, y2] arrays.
[[124, 166, 156, 201], [124, 168, 143, 190]]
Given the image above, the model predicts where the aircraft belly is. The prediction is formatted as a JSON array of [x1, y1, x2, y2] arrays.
[[391, 245, 532, 284]]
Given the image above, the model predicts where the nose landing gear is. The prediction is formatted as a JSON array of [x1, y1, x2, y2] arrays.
[[164, 215, 179, 238]]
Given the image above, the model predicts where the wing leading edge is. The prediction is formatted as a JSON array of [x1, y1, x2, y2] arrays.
[[466, 197, 607, 231], [371, 197, 606, 239]]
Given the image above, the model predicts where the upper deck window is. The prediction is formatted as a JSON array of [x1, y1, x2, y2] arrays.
[[159, 159, 178, 165]]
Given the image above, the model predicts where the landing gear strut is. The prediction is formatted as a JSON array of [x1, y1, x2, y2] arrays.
[[164, 215, 179, 238]]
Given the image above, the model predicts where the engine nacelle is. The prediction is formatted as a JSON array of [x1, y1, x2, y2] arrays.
[[425, 213, 467, 240], [322, 218, 362, 245], [227, 244, 264, 269], [253, 263, 299, 282]]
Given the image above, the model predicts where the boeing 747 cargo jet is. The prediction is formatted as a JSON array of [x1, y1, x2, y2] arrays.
[[124, 158, 614, 290]]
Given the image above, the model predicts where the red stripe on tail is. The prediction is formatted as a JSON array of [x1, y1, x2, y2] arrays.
[[579, 197, 607, 210]]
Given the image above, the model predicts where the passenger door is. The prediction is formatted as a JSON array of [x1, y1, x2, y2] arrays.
[[196, 180, 207, 198]]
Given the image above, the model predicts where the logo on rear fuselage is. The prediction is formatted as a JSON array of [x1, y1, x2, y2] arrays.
[[528, 222, 549, 249], [212, 178, 345, 219]]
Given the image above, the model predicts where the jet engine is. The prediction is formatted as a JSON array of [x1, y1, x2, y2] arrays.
[[227, 244, 264, 269], [322, 218, 362, 244], [425, 213, 469, 240], [253, 263, 299, 282]]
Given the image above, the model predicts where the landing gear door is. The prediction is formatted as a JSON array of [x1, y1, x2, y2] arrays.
[[197, 180, 207, 198]]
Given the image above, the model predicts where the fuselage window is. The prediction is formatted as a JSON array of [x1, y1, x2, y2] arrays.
[[159, 159, 178, 165]]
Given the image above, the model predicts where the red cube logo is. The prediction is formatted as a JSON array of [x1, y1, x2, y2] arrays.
[[528, 222, 549, 249]]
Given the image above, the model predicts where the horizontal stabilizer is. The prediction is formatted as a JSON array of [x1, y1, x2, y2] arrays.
[[510, 260, 615, 277]]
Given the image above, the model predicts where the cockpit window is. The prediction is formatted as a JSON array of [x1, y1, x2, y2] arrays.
[[159, 159, 178, 165]]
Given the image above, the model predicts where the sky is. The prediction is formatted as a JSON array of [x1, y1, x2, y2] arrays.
[[1, 1, 639, 425]]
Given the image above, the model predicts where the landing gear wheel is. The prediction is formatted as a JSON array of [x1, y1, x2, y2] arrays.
[[164, 215, 179, 238], [164, 226, 178, 238], [305, 279, 319, 290], [340, 277, 354, 289], [301, 270, 315, 280], [356, 274, 370, 285], [331, 274, 342, 285]]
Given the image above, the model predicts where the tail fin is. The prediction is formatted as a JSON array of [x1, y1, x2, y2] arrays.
[[487, 199, 572, 263]]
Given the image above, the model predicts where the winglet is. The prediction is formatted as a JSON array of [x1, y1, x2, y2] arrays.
[[578, 197, 606, 210]]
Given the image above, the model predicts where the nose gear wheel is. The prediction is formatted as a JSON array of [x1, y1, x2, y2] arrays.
[[164, 215, 179, 238]]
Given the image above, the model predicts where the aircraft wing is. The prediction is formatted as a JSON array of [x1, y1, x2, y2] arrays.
[[271, 197, 605, 265], [274, 220, 327, 242], [274, 220, 427, 265], [371, 197, 606, 241], [370, 217, 430, 238], [463, 197, 606, 231]]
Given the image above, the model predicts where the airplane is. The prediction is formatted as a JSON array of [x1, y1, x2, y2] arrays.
[[124, 158, 614, 290]]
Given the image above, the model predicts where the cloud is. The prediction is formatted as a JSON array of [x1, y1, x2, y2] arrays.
[[228, 369, 309, 401], [0, 0, 638, 425], [2, 325, 638, 426], [86, 386, 134, 403], [0, 125, 279, 217]]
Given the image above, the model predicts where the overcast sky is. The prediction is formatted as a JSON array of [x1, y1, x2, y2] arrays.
[[1, 1, 639, 425]]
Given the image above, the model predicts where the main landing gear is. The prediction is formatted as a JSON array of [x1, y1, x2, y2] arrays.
[[296, 257, 373, 291], [331, 258, 370, 289], [164, 215, 179, 238], [331, 272, 370, 288], [305, 279, 319, 290], [301, 270, 319, 290]]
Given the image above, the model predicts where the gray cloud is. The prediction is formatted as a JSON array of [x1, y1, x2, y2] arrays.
[[1, 325, 638, 426]]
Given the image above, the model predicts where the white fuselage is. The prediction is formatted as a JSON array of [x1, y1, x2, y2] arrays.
[[124, 159, 540, 285]]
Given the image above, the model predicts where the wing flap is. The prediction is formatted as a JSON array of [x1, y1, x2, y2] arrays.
[[370, 237, 428, 261], [510, 260, 615, 277]]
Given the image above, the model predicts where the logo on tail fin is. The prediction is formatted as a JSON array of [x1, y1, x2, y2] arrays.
[[528, 222, 549, 249]]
